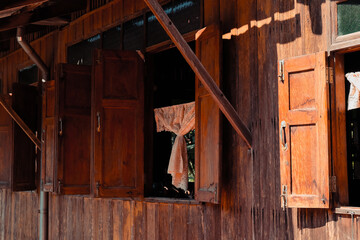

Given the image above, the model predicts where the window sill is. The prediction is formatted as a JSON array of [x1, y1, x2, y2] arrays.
[[335, 207, 360, 215], [144, 197, 200, 205]]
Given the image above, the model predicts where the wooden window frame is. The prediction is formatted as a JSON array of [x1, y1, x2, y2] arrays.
[[330, 0, 360, 51], [331, 46, 360, 210]]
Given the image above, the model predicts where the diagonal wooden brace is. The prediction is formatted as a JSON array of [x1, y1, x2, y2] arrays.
[[0, 95, 41, 149], [143, 0, 252, 148]]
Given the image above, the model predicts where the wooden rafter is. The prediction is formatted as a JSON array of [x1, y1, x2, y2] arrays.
[[143, 0, 252, 148], [0, 95, 41, 149], [0, 0, 86, 32]]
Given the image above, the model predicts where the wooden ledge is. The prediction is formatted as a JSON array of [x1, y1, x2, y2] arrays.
[[335, 207, 360, 215]]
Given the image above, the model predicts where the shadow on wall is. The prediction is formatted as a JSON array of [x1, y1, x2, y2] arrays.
[[220, 0, 339, 239]]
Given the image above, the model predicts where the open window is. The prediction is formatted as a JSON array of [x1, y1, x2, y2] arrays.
[[332, 50, 360, 210], [0, 64, 40, 191], [146, 43, 196, 199], [0, 95, 13, 189]]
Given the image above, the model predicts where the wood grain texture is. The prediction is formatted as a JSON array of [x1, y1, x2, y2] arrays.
[[1, 0, 359, 239]]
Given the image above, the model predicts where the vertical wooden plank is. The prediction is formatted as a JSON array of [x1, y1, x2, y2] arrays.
[[134, 201, 146, 240], [187, 204, 204, 240], [203, 0, 219, 25], [84, 197, 95, 239], [111, 0, 123, 23], [146, 202, 159, 240], [158, 203, 171, 240], [112, 200, 123, 240], [123, 0, 135, 19], [173, 204, 188, 240], [122, 201, 134, 240]]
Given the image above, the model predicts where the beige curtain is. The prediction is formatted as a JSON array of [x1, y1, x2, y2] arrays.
[[346, 72, 360, 110], [154, 102, 195, 191]]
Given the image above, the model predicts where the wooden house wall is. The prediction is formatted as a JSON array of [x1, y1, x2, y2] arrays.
[[0, 0, 358, 239]]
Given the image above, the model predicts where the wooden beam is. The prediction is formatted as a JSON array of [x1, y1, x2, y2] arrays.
[[0, 95, 41, 149], [143, 0, 252, 148], [0, 0, 86, 32]]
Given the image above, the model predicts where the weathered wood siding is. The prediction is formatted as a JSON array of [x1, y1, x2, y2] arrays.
[[0, 0, 358, 239]]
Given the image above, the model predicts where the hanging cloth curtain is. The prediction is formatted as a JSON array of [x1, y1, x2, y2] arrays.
[[346, 72, 360, 110], [154, 102, 195, 191]]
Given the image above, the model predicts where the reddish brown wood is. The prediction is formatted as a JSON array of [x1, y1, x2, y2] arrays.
[[0, 95, 12, 189], [278, 52, 330, 208], [57, 64, 91, 195], [195, 24, 222, 204], [42, 80, 57, 192], [93, 49, 144, 198], [143, 0, 252, 148], [332, 53, 349, 206]]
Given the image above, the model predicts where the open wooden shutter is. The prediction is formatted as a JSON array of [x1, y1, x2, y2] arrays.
[[0, 95, 12, 188], [93, 49, 144, 198], [195, 24, 222, 204], [278, 52, 330, 208], [12, 84, 38, 191], [57, 64, 91, 195], [41, 80, 57, 192]]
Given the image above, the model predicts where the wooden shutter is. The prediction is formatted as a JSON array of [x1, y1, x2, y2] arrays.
[[41, 80, 57, 192], [0, 95, 12, 188], [57, 64, 91, 195], [12, 84, 38, 191], [278, 52, 330, 208], [195, 24, 222, 204], [93, 49, 144, 198]]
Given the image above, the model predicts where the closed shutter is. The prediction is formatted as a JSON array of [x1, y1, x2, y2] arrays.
[[278, 52, 330, 208], [12, 83, 38, 191], [195, 24, 222, 204], [93, 49, 144, 198], [0, 95, 12, 188], [57, 64, 91, 195], [41, 80, 57, 192]]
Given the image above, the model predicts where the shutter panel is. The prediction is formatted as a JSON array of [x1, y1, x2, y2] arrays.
[[195, 24, 222, 204], [57, 64, 91, 195], [93, 49, 144, 198], [0, 95, 12, 188], [278, 52, 330, 208], [12, 84, 38, 191], [41, 80, 57, 192]]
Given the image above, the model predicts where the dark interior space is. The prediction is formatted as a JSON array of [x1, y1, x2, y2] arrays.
[[147, 42, 195, 199], [18, 65, 38, 85], [344, 51, 360, 206]]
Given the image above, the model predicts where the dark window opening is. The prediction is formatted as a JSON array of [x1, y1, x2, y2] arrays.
[[103, 25, 122, 50], [344, 51, 360, 206], [147, 0, 200, 47], [124, 16, 144, 50], [67, 34, 101, 65], [18, 64, 38, 85], [148, 42, 195, 199]]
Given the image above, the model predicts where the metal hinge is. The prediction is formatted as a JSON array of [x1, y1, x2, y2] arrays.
[[280, 185, 287, 211], [58, 179, 63, 194], [330, 176, 337, 193], [278, 60, 284, 82], [95, 181, 101, 197], [326, 67, 334, 84]]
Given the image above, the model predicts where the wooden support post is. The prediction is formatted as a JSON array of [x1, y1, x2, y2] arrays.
[[143, 0, 252, 148], [0, 95, 41, 149]]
